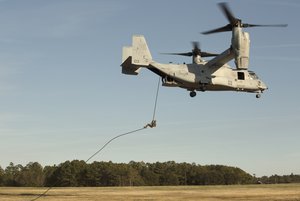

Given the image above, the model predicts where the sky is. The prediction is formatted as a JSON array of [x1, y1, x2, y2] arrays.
[[0, 0, 299, 177]]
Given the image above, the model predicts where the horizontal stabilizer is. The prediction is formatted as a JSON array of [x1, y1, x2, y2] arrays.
[[121, 56, 140, 75], [120, 35, 152, 75]]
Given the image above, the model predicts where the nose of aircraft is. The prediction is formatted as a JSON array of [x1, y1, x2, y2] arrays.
[[259, 80, 268, 91]]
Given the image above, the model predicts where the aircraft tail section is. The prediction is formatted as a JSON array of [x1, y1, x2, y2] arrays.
[[132, 35, 152, 66], [121, 35, 152, 75]]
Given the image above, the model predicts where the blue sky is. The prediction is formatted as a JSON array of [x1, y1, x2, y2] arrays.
[[0, 0, 299, 176]]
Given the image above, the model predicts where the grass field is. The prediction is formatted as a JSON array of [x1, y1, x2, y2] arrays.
[[1, 184, 300, 201]]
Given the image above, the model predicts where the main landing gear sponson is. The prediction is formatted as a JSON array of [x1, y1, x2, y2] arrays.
[[190, 91, 197, 97]]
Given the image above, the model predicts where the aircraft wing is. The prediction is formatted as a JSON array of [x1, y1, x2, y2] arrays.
[[204, 48, 234, 69]]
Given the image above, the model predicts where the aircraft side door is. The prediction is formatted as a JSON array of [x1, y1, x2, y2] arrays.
[[236, 71, 245, 90]]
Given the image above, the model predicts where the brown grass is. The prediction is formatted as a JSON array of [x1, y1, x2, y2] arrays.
[[1, 184, 300, 201]]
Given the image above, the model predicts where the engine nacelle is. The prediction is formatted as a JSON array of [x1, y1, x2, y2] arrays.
[[232, 28, 250, 70]]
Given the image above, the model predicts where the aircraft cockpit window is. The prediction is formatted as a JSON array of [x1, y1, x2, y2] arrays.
[[249, 72, 259, 80]]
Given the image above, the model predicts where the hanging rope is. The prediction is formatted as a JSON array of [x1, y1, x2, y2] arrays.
[[144, 78, 160, 129], [30, 78, 161, 201], [85, 127, 146, 163]]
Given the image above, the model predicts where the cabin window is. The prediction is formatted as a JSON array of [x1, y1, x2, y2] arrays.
[[237, 72, 245, 80]]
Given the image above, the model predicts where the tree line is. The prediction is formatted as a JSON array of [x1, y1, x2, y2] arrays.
[[0, 160, 299, 187]]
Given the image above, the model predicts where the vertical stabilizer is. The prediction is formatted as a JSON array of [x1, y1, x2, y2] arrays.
[[121, 35, 152, 75], [122, 46, 132, 63], [132, 35, 152, 66]]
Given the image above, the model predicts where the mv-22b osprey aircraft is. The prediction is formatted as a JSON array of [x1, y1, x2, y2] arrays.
[[121, 3, 287, 98]]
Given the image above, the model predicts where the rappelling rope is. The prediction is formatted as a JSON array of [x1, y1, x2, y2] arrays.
[[30, 78, 161, 201], [85, 127, 146, 163]]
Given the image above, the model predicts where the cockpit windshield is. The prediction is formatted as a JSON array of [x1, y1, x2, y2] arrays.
[[249, 71, 259, 80]]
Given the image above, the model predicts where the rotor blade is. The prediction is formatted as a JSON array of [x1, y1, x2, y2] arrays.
[[242, 23, 288, 28], [161, 52, 193, 57], [161, 51, 218, 57], [192, 41, 201, 55], [192, 41, 200, 50], [202, 24, 232, 35], [218, 2, 237, 25], [201, 52, 219, 57]]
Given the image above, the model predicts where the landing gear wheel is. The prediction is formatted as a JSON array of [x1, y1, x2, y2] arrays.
[[190, 91, 196, 98], [256, 93, 261, 98]]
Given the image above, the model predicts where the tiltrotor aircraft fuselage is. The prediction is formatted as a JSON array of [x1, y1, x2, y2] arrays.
[[121, 3, 286, 98]]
